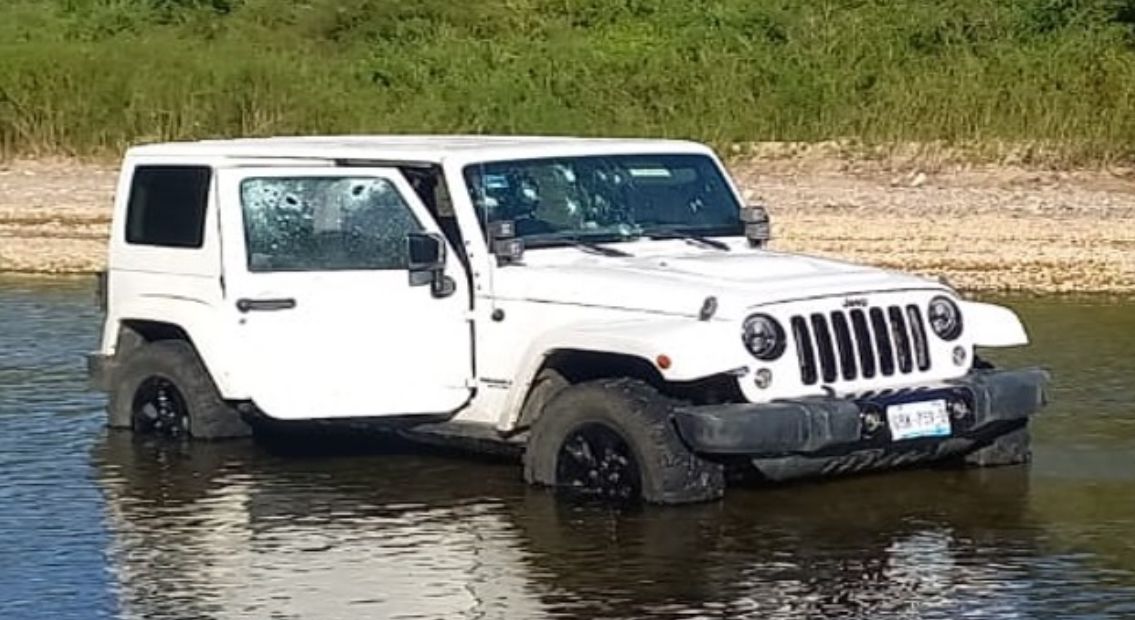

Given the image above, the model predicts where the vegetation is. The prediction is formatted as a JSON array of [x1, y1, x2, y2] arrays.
[[3, 0, 1135, 161]]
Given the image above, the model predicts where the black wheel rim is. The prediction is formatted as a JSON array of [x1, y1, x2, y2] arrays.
[[132, 377, 190, 438], [555, 423, 642, 501]]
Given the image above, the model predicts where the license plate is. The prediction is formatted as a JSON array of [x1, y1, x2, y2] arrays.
[[886, 399, 951, 441]]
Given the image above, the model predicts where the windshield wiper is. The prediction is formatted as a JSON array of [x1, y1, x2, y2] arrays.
[[645, 229, 731, 251], [567, 240, 632, 257], [529, 227, 727, 254], [525, 235, 633, 257]]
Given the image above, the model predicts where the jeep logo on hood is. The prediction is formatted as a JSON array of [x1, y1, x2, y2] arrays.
[[842, 297, 869, 309]]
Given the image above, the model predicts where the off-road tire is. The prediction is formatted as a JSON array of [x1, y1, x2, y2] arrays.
[[517, 368, 570, 430], [523, 378, 724, 504], [108, 340, 252, 440], [964, 424, 1031, 467]]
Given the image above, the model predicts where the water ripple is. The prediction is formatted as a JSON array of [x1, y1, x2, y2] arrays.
[[1, 280, 1134, 619]]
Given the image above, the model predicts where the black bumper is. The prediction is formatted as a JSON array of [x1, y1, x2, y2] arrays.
[[672, 368, 1049, 478], [87, 353, 114, 392]]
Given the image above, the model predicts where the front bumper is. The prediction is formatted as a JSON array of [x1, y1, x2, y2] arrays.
[[672, 368, 1049, 480]]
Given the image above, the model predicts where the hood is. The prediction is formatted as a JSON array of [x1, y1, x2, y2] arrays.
[[491, 239, 944, 319]]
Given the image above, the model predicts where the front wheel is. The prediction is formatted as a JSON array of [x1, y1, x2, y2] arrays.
[[523, 378, 724, 504]]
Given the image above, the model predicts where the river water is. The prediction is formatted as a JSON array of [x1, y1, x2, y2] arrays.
[[0, 276, 1133, 620]]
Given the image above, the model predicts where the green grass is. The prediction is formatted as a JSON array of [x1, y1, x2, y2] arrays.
[[3, 0, 1135, 162]]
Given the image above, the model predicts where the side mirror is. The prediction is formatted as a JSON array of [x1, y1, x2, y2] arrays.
[[741, 204, 771, 249], [407, 232, 456, 298]]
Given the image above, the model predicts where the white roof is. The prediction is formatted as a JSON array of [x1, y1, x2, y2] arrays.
[[126, 135, 715, 164]]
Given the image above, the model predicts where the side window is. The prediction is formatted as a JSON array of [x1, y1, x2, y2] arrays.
[[240, 176, 423, 272], [125, 166, 212, 248]]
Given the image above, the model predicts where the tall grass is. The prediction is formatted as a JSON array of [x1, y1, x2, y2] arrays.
[[3, 0, 1135, 162]]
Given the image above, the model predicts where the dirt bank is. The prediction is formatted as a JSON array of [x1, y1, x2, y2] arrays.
[[2, 152, 1133, 293]]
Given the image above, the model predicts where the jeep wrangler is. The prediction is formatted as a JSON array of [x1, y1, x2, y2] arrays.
[[88, 136, 1048, 504]]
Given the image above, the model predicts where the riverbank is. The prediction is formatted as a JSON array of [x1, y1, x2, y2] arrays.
[[2, 151, 1133, 293]]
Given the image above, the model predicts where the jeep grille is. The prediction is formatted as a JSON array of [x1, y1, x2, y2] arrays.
[[790, 305, 931, 385]]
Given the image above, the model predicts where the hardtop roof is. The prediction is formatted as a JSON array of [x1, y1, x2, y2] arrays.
[[126, 135, 715, 164]]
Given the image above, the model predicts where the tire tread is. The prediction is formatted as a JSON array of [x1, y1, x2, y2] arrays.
[[524, 378, 724, 504]]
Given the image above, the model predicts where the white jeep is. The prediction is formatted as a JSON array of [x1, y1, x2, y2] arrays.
[[89, 136, 1048, 504]]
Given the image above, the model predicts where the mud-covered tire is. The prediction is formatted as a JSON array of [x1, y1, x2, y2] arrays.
[[108, 340, 251, 440], [523, 378, 724, 504], [517, 368, 570, 430], [964, 424, 1031, 467]]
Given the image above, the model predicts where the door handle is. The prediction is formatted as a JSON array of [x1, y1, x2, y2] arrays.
[[236, 298, 297, 313]]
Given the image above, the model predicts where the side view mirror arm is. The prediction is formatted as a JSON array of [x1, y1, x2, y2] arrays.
[[429, 272, 456, 298]]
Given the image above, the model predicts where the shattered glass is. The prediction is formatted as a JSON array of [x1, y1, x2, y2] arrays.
[[240, 177, 423, 272], [462, 154, 742, 243]]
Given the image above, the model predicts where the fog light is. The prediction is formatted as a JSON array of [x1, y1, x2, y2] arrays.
[[861, 410, 884, 435], [753, 368, 773, 389], [948, 397, 971, 421], [952, 346, 968, 366]]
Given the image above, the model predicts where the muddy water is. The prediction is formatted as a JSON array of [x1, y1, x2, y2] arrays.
[[1, 277, 1133, 620]]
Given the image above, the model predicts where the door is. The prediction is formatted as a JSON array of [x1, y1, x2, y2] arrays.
[[218, 167, 473, 420]]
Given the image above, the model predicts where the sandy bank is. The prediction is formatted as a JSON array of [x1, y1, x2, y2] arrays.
[[2, 152, 1132, 293]]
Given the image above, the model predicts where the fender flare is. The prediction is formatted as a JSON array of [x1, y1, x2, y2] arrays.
[[110, 295, 245, 398], [496, 317, 748, 429]]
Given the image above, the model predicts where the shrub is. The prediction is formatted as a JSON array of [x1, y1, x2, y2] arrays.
[[2, 0, 1134, 161]]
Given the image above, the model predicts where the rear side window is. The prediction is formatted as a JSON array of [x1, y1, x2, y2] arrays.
[[125, 166, 212, 248]]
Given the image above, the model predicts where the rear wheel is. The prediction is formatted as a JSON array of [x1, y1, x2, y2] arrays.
[[131, 376, 192, 437], [108, 340, 251, 440], [524, 378, 724, 504]]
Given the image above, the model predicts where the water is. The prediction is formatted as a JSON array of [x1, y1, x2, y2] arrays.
[[1, 277, 1133, 619]]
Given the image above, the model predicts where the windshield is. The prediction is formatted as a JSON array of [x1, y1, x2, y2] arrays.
[[463, 154, 742, 247]]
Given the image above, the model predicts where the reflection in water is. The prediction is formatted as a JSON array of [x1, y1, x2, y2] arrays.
[[95, 436, 545, 619], [93, 433, 1131, 619], [2, 279, 1135, 619]]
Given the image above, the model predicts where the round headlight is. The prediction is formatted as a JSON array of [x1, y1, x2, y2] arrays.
[[928, 296, 963, 341], [742, 314, 786, 360]]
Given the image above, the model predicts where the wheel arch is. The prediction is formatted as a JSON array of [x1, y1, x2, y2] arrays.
[[541, 348, 666, 387], [512, 349, 664, 430], [107, 301, 243, 398], [497, 318, 749, 431], [117, 319, 192, 353]]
